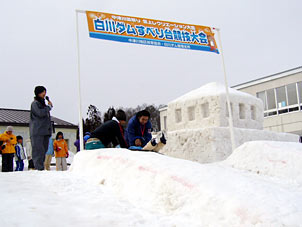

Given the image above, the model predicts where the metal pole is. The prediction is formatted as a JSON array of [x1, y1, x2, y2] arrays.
[[215, 28, 236, 151], [76, 10, 84, 151]]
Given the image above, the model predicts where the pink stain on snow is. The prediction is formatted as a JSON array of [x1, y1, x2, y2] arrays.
[[170, 175, 195, 189], [97, 155, 112, 160], [138, 166, 157, 174], [268, 159, 287, 164]]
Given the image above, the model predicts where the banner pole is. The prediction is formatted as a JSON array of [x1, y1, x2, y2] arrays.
[[214, 28, 236, 151], [76, 10, 84, 151]]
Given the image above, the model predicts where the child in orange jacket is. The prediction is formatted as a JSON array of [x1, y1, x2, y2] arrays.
[[53, 132, 68, 171]]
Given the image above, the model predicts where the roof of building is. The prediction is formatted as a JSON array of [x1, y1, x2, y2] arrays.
[[0, 108, 78, 129], [232, 66, 302, 90]]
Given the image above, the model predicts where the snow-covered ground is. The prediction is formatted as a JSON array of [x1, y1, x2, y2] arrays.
[[0, 141, 302, 226]]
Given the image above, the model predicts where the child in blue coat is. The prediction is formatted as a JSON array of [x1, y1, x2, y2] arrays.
[[15, 136, 26, 171]]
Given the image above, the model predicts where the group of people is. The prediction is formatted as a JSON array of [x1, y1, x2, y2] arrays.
[[0, 85, 167, 172], [0, 128, 29, 172], [82, 108, 166, 152], [0, 125, 70, 172]]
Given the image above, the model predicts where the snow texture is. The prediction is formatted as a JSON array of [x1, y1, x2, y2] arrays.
[[69, 145, 302, 226], [223, 141, 302, 185]]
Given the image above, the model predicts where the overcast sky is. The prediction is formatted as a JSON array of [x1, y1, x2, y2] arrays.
[[1, 0, 301, 124]]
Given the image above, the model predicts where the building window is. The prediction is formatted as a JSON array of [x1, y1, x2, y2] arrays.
[[286, 83, 299, 112], [239, 103, 245, 119], [267, 89, 277, 110], [298, 82, 302, 105], [163, 116, 167, 130], [187, 106, 195, 121], [251, 105, 256, 120], [256, 91, 267, 111], [276, 86, 288, 114], [256, 81, 302, 118], [175, 109, 182, 123], [201, 103, 209, 118]]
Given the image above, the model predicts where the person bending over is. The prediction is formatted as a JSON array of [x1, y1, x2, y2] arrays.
[[125, 110, 152, 148], [86, 110, 128, 150]]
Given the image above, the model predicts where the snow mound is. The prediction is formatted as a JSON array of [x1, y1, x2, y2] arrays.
[[223, 141, 302, 185], [70, 148, 302, 226], [170, 82, 253, 103]]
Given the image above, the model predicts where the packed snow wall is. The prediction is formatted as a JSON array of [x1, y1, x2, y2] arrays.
[[161, 127, 299, 163]]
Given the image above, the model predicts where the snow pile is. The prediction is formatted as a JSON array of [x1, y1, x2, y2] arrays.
[[70, 148, 302, 226], [223, 141, 302, 185]]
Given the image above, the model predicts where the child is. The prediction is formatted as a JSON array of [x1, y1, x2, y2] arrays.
[[15, 136, 26, 171], [44, 137, 54, 171], [53, 132, 68, 171]]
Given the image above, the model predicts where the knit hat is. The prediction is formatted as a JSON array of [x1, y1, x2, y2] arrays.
[[6, 126, 13, 132], [34, 86, 46, 97]]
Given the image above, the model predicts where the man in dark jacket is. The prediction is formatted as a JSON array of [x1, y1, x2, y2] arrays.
[[86, 110, 128, 150], [29, 86, 53, 170], [125, 110, 152, 147]]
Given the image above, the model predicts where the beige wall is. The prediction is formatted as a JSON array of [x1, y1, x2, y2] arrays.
[[0, 126, 78, 153], [236, 71, 302, 136], [237, 72, 302, 96]]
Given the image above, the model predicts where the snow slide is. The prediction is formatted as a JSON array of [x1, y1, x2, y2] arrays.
[[70, 142, 302, 226]]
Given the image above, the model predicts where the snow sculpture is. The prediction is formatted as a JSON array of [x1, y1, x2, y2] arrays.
[[161, 82, 299, 163]]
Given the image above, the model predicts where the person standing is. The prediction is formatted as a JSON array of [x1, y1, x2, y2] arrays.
[[25, 139, 35, 170], [44, 137, 54, 171], [125, 110, 152, 147], [29, 86, 53, 171], [53, 132, 68, 171], [0, 126, 17, 172], [15, 136, 26, 171]]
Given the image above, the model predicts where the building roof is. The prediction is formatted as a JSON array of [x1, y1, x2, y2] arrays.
[[232, 66, 302, 90], [0, 108, 78, 129]]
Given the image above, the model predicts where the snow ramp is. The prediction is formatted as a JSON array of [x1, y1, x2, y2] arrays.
[[70, 148, 302, 226]]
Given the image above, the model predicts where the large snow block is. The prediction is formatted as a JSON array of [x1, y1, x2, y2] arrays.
[[161, 127, 299, 163], [167, 83, 264, 131]]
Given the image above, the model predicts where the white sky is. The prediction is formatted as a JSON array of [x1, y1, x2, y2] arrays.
[[1, 0, 301, 124]]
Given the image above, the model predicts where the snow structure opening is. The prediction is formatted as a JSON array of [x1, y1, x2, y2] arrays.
[[70, 141, 302, 226], [160, 82, 299, 163]]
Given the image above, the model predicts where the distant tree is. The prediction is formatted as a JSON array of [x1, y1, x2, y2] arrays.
[[84, 105, 102, 132]]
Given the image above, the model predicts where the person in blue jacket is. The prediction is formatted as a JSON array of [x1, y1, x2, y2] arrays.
[[125, 110, 152, 148]]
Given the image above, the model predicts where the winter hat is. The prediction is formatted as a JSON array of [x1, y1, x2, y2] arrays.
[[34, 86, 46, 97], [6, 126, 13, 132]]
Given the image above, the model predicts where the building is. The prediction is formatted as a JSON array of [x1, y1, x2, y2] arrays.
[[232, 66, 302, 137], [159, 83, 298, 164], [0, 108, 78, 153]]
